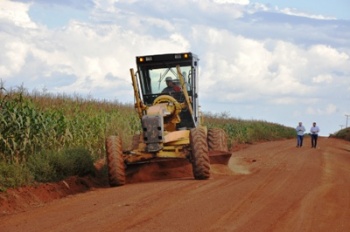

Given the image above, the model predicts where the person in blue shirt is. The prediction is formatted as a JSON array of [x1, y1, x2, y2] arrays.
[[310, 122, 320, 148], [295, 122, 306, 147]]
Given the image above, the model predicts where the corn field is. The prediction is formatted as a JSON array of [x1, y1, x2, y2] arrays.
[[203, 112, 296, 146], [0, 90, 140, 164]]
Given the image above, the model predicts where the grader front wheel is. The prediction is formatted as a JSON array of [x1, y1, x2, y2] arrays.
[[106, 136, 126, 187], [190, 128, 210, 180]]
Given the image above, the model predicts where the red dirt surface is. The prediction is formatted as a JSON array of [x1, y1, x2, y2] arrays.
[[1, 137, 350, 232]]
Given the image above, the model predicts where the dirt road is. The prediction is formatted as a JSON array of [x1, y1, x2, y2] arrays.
[[1, 137, 350, 232]]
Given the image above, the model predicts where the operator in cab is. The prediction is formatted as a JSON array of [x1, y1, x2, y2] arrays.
[[162, 76, 181, 93]]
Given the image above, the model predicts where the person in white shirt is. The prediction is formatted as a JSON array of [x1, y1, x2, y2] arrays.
[[310, 122, 320, 148], [295, 122, 306, 147]]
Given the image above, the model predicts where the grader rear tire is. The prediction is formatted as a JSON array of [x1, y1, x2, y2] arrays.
[[190, 128, 210, 180], [208, 128, 228, 151], [106, 136, 126, 186]]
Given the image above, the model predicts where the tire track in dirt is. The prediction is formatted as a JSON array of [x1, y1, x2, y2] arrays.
[[271, 138, 350, 232], [209, 140, 307, 231]]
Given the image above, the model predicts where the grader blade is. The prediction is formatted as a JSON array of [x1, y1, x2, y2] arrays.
[[125, 158, 192, 183], [208, 150, 232, 165]]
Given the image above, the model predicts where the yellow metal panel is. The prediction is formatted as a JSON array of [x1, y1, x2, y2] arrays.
[[147, 103, 172, 116], [157, 150, 187, 158], [164, 130, 190, 143], [124, 153, 153, 163]]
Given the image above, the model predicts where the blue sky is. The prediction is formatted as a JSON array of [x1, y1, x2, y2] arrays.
[[28, 3, 90, 28], [1, 0, 350, 136], [252, 0, 350, 20]]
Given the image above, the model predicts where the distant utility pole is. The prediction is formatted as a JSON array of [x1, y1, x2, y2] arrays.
[[339, 125, 344, 130], [345, 114, 350, 128]]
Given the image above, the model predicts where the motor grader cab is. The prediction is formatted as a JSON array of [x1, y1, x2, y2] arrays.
[[106, 52, 231, 187]]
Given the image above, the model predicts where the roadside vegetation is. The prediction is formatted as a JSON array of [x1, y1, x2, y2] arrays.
[[330, 128, 350, 142], [1, 86, 296, 191]]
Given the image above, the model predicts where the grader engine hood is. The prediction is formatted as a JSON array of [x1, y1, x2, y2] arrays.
[[147, 103, 175, 118], [148, 95, 183, 132], [142, 99, 182, 152]]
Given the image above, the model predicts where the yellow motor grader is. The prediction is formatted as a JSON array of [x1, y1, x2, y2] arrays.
[[105, 52, 231, 186]]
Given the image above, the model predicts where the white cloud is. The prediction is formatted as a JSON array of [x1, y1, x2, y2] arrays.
[[308, 45, 349, 68], [306, 104, 338, 115], [170, 34, 190, 48], [0, 0, 37, 28], [0, 15, 189, 99], [312, 74, 333, 84], [92, 0, 116, 13], [1, 0, 350, 135], [213, 0, 250, 5], [269, 97, 297, 105], [194, 29, 321, 101], [280, 7, 336, 20], [0, 41, 28, 77], [326, 104, 338, 114]]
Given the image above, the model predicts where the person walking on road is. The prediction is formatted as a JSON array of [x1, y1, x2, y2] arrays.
[[296, 122, 305, 147], [310, 122, 320, 148]]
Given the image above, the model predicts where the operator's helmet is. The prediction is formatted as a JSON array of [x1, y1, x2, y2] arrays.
[[165, 76, 173, 82]]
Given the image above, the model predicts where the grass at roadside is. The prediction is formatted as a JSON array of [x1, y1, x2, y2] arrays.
[[1, 87, 296, 191], [330, 128, 350, 141], [204, 112, 295, 145]]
